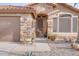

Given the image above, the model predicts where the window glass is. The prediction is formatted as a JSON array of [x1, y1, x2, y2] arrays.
[[59, 14, 71, 32], [53, 14, 77, 33], [73, 17, 77, 32], [53, 17, 58, 32]]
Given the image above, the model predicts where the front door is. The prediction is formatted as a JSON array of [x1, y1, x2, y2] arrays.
[[36, 14, 48, 37]]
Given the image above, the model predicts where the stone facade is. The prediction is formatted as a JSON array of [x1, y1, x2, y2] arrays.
[[20, 14, 35, 42]]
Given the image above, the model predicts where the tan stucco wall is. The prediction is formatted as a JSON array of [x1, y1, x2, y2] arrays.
[[48, 4, 79, 40]]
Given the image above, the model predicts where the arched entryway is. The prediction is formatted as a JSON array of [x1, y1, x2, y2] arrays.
[[36, 13, 48, 38]]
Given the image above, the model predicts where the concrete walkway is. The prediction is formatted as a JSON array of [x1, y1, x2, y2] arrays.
[[0, 38, 79, 56], [0, 38, 51, 56], [48, 40, 79, 56], [32, 38, 51, 51], [11, 38, 51, 56], [0, 42, 26, 56]]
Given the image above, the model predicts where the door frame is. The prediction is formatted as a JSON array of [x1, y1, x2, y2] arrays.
[[35, 13, 48, 38]]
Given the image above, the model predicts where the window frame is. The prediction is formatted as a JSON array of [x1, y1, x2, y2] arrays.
[[53, 13, 78, 33], [53, 16, 58, 32]]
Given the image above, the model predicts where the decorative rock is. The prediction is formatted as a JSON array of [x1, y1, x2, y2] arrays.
[[71, 43, 79, 51], [20, 17, 25, 23]]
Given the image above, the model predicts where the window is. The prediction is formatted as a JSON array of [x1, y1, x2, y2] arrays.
[[53, 17, 58, 32], [59, 14, 71, 32], [53, 14, 77, 33], [73, 17, 77, 32]]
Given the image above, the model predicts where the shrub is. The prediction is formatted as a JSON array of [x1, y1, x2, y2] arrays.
[[48, 35, 56, 41]]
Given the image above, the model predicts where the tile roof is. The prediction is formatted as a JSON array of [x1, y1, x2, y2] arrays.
[[0, 3, 78, 14], [26, 3, 79, 13], [0, 5, 35, 14], [57, 3, 79, 13]]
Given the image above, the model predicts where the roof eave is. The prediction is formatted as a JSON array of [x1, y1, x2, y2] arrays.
[[57, 3, 79, 13]]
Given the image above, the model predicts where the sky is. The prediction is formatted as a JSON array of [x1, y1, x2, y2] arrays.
[[0, 3, 27, 6], [68, 3, 79, 8]]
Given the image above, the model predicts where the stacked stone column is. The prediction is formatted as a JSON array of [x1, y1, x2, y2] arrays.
[[20, 14, 35, 42]]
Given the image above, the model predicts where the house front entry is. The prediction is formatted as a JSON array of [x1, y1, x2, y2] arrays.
[[36, 14, 48, 38]]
